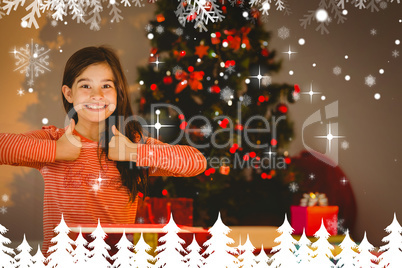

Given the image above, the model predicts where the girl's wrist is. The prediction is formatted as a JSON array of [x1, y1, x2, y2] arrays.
[[126, 143, 138, 162]]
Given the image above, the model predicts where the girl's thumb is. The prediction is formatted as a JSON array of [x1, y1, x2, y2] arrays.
[[67, 119, 75, 135]]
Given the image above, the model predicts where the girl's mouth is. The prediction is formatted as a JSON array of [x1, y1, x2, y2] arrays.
[[84, 104, 108, 111]]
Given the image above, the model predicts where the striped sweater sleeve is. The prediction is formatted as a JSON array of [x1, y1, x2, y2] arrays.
[[136, 137, 207, 177], [0, 126, 58, 169]]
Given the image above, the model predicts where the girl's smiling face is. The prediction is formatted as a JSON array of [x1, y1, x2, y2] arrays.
[[62, 63, 117, 125]]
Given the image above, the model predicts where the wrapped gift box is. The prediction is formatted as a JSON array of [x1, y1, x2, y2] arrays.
[[291, 205, 339, 236]]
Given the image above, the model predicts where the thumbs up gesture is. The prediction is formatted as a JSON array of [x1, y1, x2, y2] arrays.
[[108, 125, 138, 162], [55, 119, 82, 161]]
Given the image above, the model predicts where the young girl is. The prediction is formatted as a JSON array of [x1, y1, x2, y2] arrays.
[[0, 46, 207, 255]]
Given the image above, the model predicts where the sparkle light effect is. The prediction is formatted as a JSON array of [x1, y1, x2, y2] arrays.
[[315, 123, 345, 153], [282, 45, 297, 60], [309, 173, 316, 180], [150, 55, 164, 70], [300, 82, 322, 103], [17, 89, 25, 96], [289, 182, 299, 192], [0, 206, 7, 214], [10, 39, 51, 86], [341, 140, 349, 150], [248, 65, 270, 89], [2, 194, 9, 202], [142, 109, 176, 140], [315, 9, 329, 22], [340, 177, 348, 185]]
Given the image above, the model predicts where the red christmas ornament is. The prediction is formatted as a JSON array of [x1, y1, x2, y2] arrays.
[[285, 157, 291, 164], [210, 85, 221, 93], [271, 139, 277, 146], [243, 154, 249, 161], [162, 189, 168, 196], [138, 192, 144, 198], [277, 103, 288, 114], [150, 84, 158, 91], [261, 48, 269, 57], [187, 12, 197, 21], [204, 1, 212, 11], [219, 118, 229, 128], [163, 76, 173, 85], [188, 66, 194, 72], [178, 114, 185, 120], [156, 14, 165, 22], [249, 152, 256, 158], [180, 121, 187, 130], [261, 173, 267, 179], [258, 95, 265, 102], [180, 50, 186, 57], [294, 84, 301, 93]]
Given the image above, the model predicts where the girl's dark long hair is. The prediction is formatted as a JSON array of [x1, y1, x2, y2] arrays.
[[61, 46, 148, 201]]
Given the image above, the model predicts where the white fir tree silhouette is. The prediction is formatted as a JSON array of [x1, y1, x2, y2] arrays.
[[185, 234, 205, 268], [0, 223, 15, 267], [202, 212, 238, 268], [334, 230, 358, 268], [14, 234, 33, 268], [237, 234, 256, 268], [132, 232, 155, 268], [155, 214, 187, 268], [72, 228, 90, 267], [111, 229, 135, 268], [355, 232, 378, 268], [46, 214, 76, 268], [296, 229, 314, 267], [254, 245, 270, 268], [270, 214, 299, 267], [310, 219, 335, 268], [31, 244, 46, 268], [87, 219, 112, 267], [378, 213, 402, 268]]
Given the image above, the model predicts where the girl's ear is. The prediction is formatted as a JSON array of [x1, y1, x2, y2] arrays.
[[62, 85, 73, 103]]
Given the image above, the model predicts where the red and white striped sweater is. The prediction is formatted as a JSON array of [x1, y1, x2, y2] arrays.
[[0, 125, 206, 254]]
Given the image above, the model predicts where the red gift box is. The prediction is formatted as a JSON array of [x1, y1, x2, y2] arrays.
[[291, 205, 339, 236], [136, 197, 193, 226]]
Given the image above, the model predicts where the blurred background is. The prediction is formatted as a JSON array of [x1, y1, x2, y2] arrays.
[[0, 0, 401, 249]]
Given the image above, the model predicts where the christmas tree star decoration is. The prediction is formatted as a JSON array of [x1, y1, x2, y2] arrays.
[[150, 55, 164, 70], [195, 43, 210, 58], [300, 82, 321, 103], [282, 45, 297, 60], [365, 74, 376, 87], [249, 65, 270, 88], [10, 39, 51, 87], [315, 122, 345, 153]]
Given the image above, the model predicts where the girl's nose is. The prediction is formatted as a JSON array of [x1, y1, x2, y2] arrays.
[[90, 87, 104, 100]]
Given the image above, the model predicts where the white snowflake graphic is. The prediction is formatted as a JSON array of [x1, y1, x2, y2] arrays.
[[2, 194, 9, 202], [137, 217, 145, 223], [155, 25, 164, 34], [10, 39, 51, 86], [172, 65, 183, 74], [175, 0, 225, 32], [158, 217, 167, 224], [392, 50, 399, 58], [239, 94, 252, 106], [17, 89, 25, 96], [51, 20, 58, 27], [175, 27, 184, 36], [379, 1, 387, 9], [341, 140, 349, 150], [325, 215, 338, 234], [278, 26, 290, 39], [309, 173, 316, 180], [201, 125, 213, 137], [144, 24, 153, 32], [261, 75, 272, 86], [370, 28, 377, 35], [220, 86, 234, 102], [289, 182, 299, 192], [365, 74, 376, 87], [337, 218, 347, 234], [0, 206, 7, 214], [292, 92, 300, 101], [333, 66, 342, 75], [225, 65, 236, 74]]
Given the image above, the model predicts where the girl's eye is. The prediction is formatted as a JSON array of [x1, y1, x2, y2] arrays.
[[81, 85, 90, 89], [102, 84, 112, 89]]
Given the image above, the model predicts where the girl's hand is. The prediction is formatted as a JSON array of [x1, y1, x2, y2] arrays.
[[55, 119, 82, 161], [108, 125, 137, 162]]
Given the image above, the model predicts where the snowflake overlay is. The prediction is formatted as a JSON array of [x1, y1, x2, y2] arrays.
[[365, 74, 376, 87], [333, 66, 342, 75], [10, 39, 51, 86], [220, 86, 234, 102], [289, 182, 299, 192], [175, 0, 225, 32], [278, 26, 290, 39]]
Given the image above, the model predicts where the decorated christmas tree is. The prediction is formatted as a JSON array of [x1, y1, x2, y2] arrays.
[[136, 0, 299, 227]]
